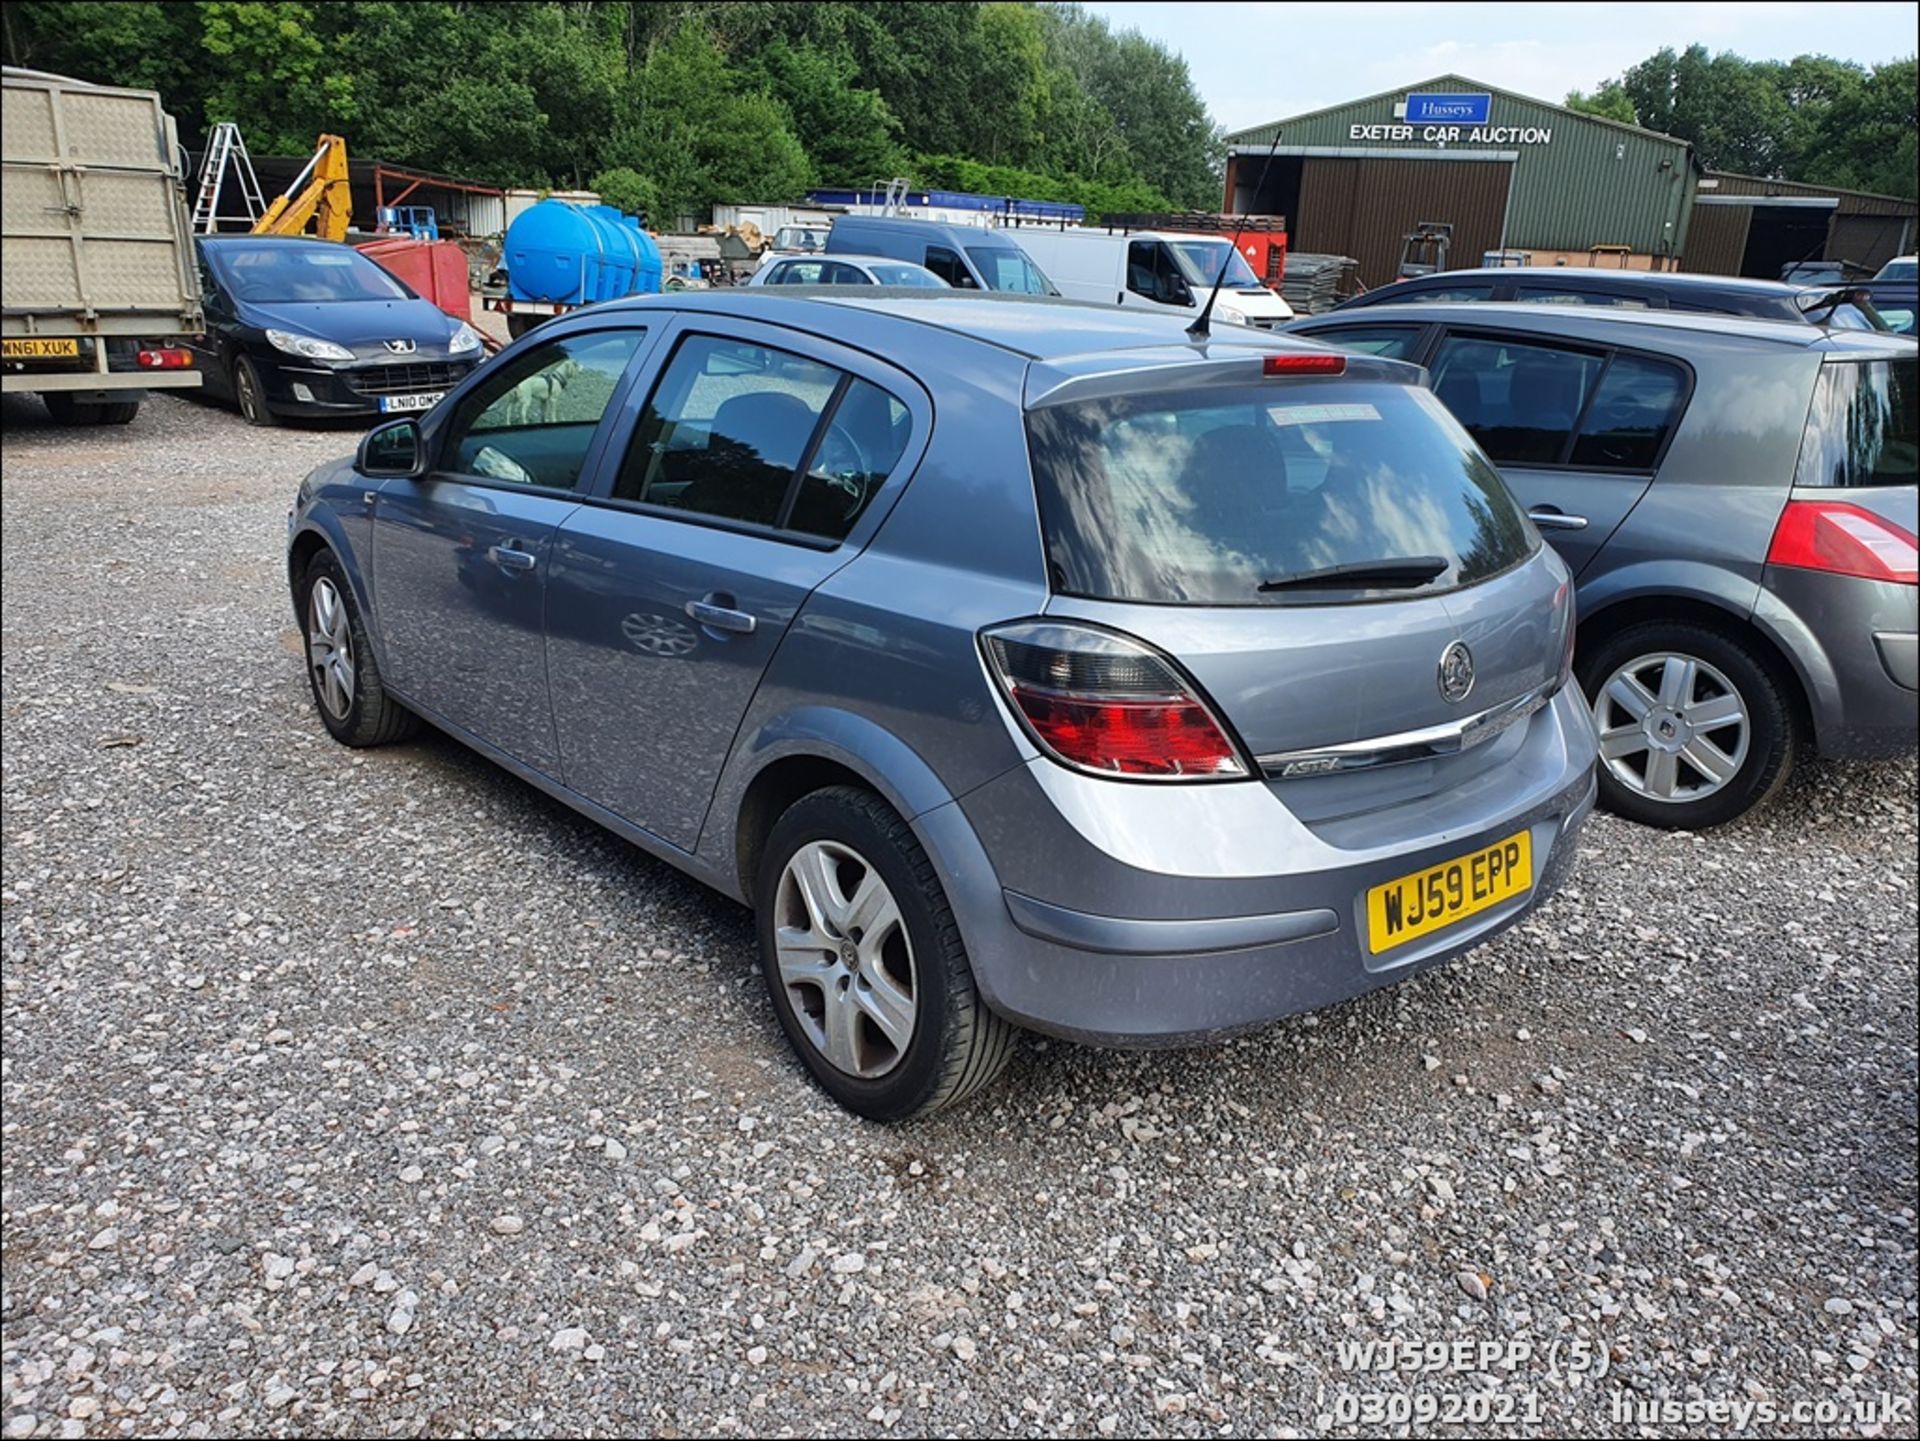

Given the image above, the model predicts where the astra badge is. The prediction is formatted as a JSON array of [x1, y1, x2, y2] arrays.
[[1438, 641, 1475, 703]]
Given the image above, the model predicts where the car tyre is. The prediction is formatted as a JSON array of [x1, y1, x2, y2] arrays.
[[755, 786, 1016, 1120], [297, 549, 418, 747], [234, 354, 278, 427], [505, 314, 540, 340], [43, 393, 139, 425], [1579, 620, 1797, 830]]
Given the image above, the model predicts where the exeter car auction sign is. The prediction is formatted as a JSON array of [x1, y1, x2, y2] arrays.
[[1348, 92, 1553, 146]]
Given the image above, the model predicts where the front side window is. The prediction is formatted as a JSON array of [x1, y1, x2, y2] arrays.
[[1166, 239, 1261, 291], [1026, 381, 1538, 606], [1795, 358, 1919, 487], [614, 335, 914, 537], [923, 246, 978, 289], [1126, 241, 1191, 307], [440, 330, 643, 490], [968, 246, 1052, 294], [1304, 324, 1424, 360], [1429, 334, 1605, 466], [768, 261, 820, 285]]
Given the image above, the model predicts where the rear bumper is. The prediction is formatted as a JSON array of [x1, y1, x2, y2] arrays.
[[923, 683, 1598, 1047], [1754, 566, 1918, 760]]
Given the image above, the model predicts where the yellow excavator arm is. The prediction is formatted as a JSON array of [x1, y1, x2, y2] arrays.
[[253, 134, 351, 242]]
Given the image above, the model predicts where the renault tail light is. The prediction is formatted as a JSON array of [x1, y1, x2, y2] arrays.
[[1767, 500, 1918, 585]]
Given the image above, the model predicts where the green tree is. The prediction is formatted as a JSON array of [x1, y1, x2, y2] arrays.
[[589, 166, 658, 219], [754, 36, 905, 185], [1565, 84, 1638, 127], [610, 20, 811, 223], [198, 1, 355, 151], [1576, 43, 1916, 198]]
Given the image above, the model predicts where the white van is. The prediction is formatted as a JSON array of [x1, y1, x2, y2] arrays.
[[1007, 228, 1294, 327]]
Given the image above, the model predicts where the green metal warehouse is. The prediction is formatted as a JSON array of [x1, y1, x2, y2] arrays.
[[1225, 74, 1915, 288]]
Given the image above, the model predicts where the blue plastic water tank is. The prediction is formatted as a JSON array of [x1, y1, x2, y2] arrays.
[[505, 198, 663, 305]]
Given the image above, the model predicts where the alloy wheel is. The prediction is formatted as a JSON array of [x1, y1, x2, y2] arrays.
[[307, 576, 356, 720], [773, 840, 917, 1079], [1592, 650, 1749, 804], [237, 364, 261, 422]]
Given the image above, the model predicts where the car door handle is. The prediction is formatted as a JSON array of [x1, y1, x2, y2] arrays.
[[1528, 506, 1590, 532], [487, 544, 537, 573], [685, 598, 757, 635]]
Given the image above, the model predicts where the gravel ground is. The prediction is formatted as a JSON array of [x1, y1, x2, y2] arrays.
[[2, 390, 1916, 1439]]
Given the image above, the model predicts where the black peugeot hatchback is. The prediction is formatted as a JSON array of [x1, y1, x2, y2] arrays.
[[186, 236, 484, 427]]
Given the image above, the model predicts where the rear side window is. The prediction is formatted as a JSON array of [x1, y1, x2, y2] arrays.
[[614, 334, 913, 538], [1430, 335, 1604, 465], [1305, 324, 1424, 359], [1795, 358, 1919, 487], [1514, 286, 1652, 310], [788, 380, 911, 541], [1399, 283, 1495, 303], [1026, 380, 1538, 606], [1567, 355, 1689, 469]]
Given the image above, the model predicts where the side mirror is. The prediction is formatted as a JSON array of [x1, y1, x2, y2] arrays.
[[1163, 276, 1195, 308], [358, 418, 425, 478]]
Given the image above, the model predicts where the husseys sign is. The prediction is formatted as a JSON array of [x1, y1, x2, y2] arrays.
[[1348, 92, 1552, 146]]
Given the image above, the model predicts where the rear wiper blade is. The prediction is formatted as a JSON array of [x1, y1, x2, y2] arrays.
[[1258, 556, 1450, 592]]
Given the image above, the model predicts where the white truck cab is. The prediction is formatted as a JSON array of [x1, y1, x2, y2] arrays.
[[1007, 228, 1294, 327]]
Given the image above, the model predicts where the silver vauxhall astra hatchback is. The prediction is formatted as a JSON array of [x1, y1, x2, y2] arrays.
[[288, 291, 1599, 1119]]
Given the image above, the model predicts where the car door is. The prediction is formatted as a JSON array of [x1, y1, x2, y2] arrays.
[[1425, 329, 1687, 577], [545, 318, 928, 850], [370, 324, 653, 773]]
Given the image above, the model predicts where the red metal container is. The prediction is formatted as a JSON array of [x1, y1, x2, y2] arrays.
[[356, 238, 472, 323]]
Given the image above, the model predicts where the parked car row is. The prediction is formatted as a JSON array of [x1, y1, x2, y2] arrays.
[[282, 271, 1915, 1121]]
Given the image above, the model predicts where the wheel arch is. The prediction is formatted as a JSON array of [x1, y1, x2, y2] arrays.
[[708, 706, 977, 905], [286, 517, 388, 672], [1576, 589, 1814, 745]]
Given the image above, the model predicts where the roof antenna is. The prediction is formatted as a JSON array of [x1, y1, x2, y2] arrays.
[[1189, 128, 1283, 343]]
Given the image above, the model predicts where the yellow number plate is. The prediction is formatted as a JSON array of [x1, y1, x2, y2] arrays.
[[3, 337, 81, 359], [1366, 830, 1532, 955]]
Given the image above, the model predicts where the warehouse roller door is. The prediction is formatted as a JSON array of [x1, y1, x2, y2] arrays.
[[1294, 157, 1513, 290]]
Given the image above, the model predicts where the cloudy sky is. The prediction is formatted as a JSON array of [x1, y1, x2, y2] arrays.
[[1084, 1, 1919, 134]]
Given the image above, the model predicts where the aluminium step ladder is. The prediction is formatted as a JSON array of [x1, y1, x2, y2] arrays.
[[190, 123, 268, 233]]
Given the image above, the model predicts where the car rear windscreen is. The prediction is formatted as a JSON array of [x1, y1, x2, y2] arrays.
[[1026, 380, 1540, 606], [1796, 358, 1919, 487]]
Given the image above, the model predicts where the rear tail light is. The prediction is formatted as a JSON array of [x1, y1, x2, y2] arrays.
[[980, 621, 1248, 780], [1263, 353, 1344, 377], [1767, 500, 1918, 585], [1554, 579, 1576, 684], [137, 347, 193, 369]]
